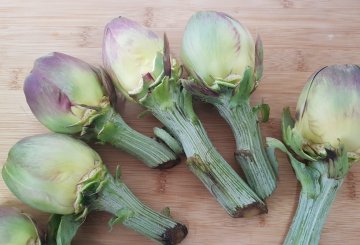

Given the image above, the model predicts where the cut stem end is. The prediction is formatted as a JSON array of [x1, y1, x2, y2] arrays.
[[162, 223, 188, 245], [154, 157, 181, 170], [234, 201, 268, 218]]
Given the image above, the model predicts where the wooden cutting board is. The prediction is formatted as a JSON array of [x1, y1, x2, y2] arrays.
[[1, 1, 360, 244]]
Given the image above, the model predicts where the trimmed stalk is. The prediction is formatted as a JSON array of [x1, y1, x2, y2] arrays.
[[278, 145, 349, 245], [181, 11, 277, 199], [91, 174, 188, 244], [89, 106, 180, 169], [284, 164, 343, 245], [213, 94, 276, 199], [268, 134, 350, 245], [140, 78, 267, 217]]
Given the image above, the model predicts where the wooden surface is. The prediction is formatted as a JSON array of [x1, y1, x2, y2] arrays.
[[1, 1, 360, 244]]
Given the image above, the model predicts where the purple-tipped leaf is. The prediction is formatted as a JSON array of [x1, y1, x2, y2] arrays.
[[24, 52, 105, 134], [254, 35, 264, 82], [294, 64, 360, 153], [102, 17, 164, 96]]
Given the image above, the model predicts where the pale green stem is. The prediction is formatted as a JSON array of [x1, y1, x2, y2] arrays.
[[149, 106, 267, 217], [90, 174, 188, 245], [91, 107, 180, 169], [213, 99, 277, 199], [284, 173, 343, 245]]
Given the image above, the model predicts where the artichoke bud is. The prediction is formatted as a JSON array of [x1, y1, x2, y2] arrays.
[[0, 207, 41, 245], [103, 17, 184, 100], [2, 134, 107, 215], [24, 52, 110, 134], [103, 17, 165, 98], [181, 11, 257, 94], [292, 64, 360, 161]]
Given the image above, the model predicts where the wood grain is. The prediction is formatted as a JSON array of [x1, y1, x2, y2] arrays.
[[1, 1, 360, 244]]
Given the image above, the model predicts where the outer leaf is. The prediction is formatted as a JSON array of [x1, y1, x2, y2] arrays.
[[282, 107, 317, 161], [266, 137, 320, 198], [108, 209, 135, 230], [254, 35, 264, 82], [328, 145, 350, 179], [140, 77, 173, 110], [253, 103, 270, 123], [47, 214, 85, 245], [163, 34, 171, 77], [265, 137, 284, 177], [229, 67, 254, 107]]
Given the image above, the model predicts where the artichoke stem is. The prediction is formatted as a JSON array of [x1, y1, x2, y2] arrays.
[[213, 99, 277, 199], [91, 107, 180, 169], [141, 84, 267, 217], [284, 162, 343, 245], [91, 174, 188, 245]]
